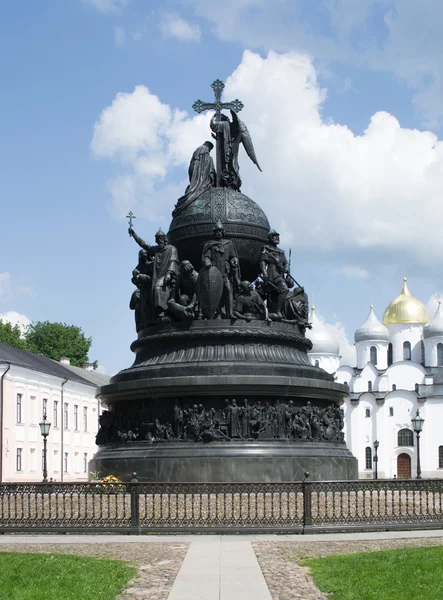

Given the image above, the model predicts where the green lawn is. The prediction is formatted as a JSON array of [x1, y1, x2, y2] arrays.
[[0, 552, 136, 600], [300, 546, 443, 600]]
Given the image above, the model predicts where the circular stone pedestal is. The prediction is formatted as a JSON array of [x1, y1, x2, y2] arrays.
[[92, 319, 357, 482], [91, 441, 356, 482]]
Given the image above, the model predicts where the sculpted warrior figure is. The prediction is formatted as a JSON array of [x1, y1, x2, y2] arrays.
[[259, 229, 295, 320], [233, 281, 267, 321], [201, 220, 240, 319], [129, 226, 179, 324], [173, 141, 215, 216], [167, 260, 200, 321]]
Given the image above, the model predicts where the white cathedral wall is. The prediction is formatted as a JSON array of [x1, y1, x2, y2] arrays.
[[386, 323, 423, 364], [423, 337, 443, 367], [356, 341, 388, 370], [1, 366, 100, 483], [308, 353, 340, 374], [419, 400, 443, 478], [386, 362, 426, 391]]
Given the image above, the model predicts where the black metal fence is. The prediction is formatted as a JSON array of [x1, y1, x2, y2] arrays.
[[1, 478, 443, 534]]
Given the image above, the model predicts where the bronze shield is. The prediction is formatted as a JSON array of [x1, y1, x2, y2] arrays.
[[197, 265, 223, 318]]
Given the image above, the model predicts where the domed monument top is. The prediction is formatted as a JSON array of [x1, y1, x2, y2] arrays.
[[168, 79, 270, 281]]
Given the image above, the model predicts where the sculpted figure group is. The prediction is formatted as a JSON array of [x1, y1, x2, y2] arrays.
[[129, 220, 310, 330], [96, 400, 345, 446]]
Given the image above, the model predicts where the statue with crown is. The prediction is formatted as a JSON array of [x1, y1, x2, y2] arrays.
[[91, 80, 357, 483]]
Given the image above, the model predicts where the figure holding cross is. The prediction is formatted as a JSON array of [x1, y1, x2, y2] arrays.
[[193, 79, 261, 190]]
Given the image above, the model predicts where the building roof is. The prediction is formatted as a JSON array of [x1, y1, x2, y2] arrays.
[[382, 278, 429, 325], [307, 306, 340, 356], [0, 342, 104, 388], [423, 302, 443, 339], [354, 305, 389, 343], [55, 362, 110, 387]]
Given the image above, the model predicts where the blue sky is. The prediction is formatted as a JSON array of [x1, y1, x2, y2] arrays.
[[2, 0, 443, 372]]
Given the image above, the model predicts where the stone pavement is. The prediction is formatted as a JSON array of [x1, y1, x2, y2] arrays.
[[1, 531, 443, 599]]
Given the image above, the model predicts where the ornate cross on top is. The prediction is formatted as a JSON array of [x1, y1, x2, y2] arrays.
[[192, 79, 244, 121], [126, 211, 136, 234], [193, 79, 244, 186]]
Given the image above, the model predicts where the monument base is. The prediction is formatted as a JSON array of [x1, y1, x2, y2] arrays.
[[90, 441, 357, 482]]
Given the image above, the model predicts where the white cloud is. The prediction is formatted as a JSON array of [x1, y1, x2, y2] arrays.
[[114, 26, 126, 48], [0, 272, 32, 299], [0, 311, 31, 336], [427, 293, 443, 319], [159, 13, 201, 43], [339, 266, 370, 279], [188, 0, 443, 125], [82, 0, 130, 13], [91, 50, 443, 265]]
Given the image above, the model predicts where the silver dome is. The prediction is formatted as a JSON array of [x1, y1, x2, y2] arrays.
[[307, 307, 340, 355], [354, 306, 389, 343], [423, 302, 443, 339]]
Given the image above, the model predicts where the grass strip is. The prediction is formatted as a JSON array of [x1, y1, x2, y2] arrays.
[[0, 552, 136, 600], [300, 545, 443, 600]]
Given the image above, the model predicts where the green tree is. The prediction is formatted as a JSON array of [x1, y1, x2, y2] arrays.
[[0, 320, 27, 350], [25, 321, 97, 368]]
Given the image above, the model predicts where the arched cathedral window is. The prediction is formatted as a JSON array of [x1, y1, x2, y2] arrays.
[[365, 447, 372, 469], [370, 346, 377, 366], [388, 343, 393, 366], [398, 428, 414, 447], [367, 381, 372, 392], [421, 341, 425, 366], [365, 408, 371, 417], [439, 446, 443, 469], [438, 344, 443, 367], [403, 341, 411, 361]]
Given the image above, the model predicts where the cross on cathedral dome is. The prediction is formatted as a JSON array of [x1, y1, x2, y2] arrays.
[[382, 278, 429, 325]]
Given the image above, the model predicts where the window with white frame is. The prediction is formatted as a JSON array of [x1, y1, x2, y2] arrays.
[[42, 398, 48, 419], [16, 393, 22, 423], [83, 453, 88, 473], [64, 452, 68, 473], [64, 403, 69, 429], [83, 407, 88, 432], [53, 401, 59, 428], [403, 341, 411, 361], [365, 446, 372, 469], [398, 428, 414, 447], [16, 448, 23, 472], [370, 346, 377, 365], [439, 446, 443, 469], [74, 405, 79, 430]]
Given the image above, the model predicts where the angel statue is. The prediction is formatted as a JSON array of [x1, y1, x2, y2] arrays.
[[210, 110, 261, 190], [190, 79, 262, 192]]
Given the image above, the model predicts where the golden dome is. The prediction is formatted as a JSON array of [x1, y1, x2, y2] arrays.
[[382, 278, 429, 325]]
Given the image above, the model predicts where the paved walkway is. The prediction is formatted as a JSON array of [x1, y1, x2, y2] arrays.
[[1, 531, 443, 599], [168, 537, 272, 600]]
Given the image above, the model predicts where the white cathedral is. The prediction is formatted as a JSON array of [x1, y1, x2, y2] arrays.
[[308, 278, 443, 479]]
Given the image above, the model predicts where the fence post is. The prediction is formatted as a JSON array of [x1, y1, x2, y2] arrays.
[[302, 471, 313, 535], [130, 472, 140, 535]]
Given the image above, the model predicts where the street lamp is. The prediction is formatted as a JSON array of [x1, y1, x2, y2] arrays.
[[411, 409, 425, 479], [373, 440, 379, 480], [39, 412, 51, 483]]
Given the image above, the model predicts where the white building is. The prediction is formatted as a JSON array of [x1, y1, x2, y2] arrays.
[[308, 278, 443, 479], [0, 342, 109, 482]]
